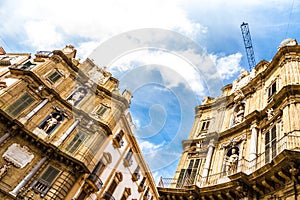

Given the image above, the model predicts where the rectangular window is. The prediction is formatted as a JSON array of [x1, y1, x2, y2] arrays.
[[132, 165, 140, 181], [176, 159, 201, 187], [66, 132, 87, 153], [124, 149, 133, 167], [96, 104, 109, 117], [268, 81, 277, 98], [138, 177, 146, 192], [265, 126, 277, 163], [40, 166, 60, 184], [105, 180, 117, 199], [176, 169, 186, 188], [5, 93, 35, 117], [33, 166, 60, 195], [48, 71, 62, 83], [201, 121, 210, 131]]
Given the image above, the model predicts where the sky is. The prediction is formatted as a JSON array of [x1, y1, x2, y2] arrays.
[[1, 0, 300, 183]]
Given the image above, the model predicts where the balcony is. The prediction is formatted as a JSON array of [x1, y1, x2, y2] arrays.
[[102, 192, 115, 200], [158, 133, 300, 189], [87, 174, 103, 191]]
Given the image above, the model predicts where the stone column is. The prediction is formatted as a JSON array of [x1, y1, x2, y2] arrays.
[[249, 124, 258, 170], [201, 141, 215, 184], [20, 99, 49, 123], [0, 132, 10, 144], [54, 119, 79, 146], [10, 157, 47, 196]]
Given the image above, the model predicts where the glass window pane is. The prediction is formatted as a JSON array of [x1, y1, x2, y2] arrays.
[[40, 166, 60, 184], [6, 93, 35, 117]]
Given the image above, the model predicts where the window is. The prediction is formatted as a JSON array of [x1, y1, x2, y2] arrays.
[[201, 121, 210, 131], [87, 152, 112, 191], [113, 130, 124, 148], [88, 160, 105, 191], [265, 126, 277, 163], [124, 149, 133, 167], [5, 93, 35, 117], [176, 159, 201, 187], [120, 188, 131, 200], [268, 81, 277, 98], [95, 104, 110, 118], [143, 187, 149, 199], [48, 70, 62, 83], [103, 172, 122, 200], [32, 166, 60, 195], [132, 165, 140, 181], [66, 132, 87, 153], [138, 177, 146, 192]]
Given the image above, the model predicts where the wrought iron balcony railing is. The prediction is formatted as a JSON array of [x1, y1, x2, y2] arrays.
[[158, 133, 300, 189]]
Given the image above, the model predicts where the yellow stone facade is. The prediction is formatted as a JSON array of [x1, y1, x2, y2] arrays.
[[158, 39, 300, 199], [0, 46, 159, 200]]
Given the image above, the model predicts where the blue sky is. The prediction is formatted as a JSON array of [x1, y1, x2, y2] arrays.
[[1, 0, 300, 182]]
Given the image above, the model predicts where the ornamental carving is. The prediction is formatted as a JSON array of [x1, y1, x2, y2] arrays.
[[2, 143, 34, 168]]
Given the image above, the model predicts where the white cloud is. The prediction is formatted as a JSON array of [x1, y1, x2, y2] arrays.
[[0, 0, 205, 56], [23, 20, 64, 50], [210, 53, 242, 80], [109, 49, 207, 96], [139, 140, 166, 153]]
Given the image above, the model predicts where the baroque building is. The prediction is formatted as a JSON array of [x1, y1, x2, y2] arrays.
[[158, 38, 300, 199], [0, 45, 159, 200]]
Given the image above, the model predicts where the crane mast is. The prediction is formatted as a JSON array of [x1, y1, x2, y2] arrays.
[[240, 22, 256, 71]]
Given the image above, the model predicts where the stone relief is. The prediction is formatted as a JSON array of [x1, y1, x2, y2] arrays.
[[2, 143, 34, 168], [231, 69, 256, 93], [87, 66, 109, 85]]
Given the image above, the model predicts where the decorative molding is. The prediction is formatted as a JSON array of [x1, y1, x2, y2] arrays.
[[2, 143, 34, 168]]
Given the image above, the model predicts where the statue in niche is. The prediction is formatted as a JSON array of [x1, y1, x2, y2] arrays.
[[39, 112, 63, 134], [225, 147, 239, 175], [67, 87, 87, 106], [266, 108, 274, 120], [234, 104, 245, 124]]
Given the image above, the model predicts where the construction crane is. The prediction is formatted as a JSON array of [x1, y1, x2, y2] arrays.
[[240, 22, 256, 71]]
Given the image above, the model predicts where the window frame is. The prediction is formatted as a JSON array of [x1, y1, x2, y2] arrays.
[[5, 92, 35, 117], [32, 165, 60, 196], [47, 70, 63, 84], [200, 120, 210, 131], [265, 125, 277, 163], [66, 131, 87, 153]]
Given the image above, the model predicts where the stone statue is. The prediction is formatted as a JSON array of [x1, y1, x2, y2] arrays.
[[266, 108, 274, 120], [226, 148, 239, 174], [68, 88, 86, 105], [43, 115, 60, 133], [234, 105, 245, 124], [0, 164, 9, 179]]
